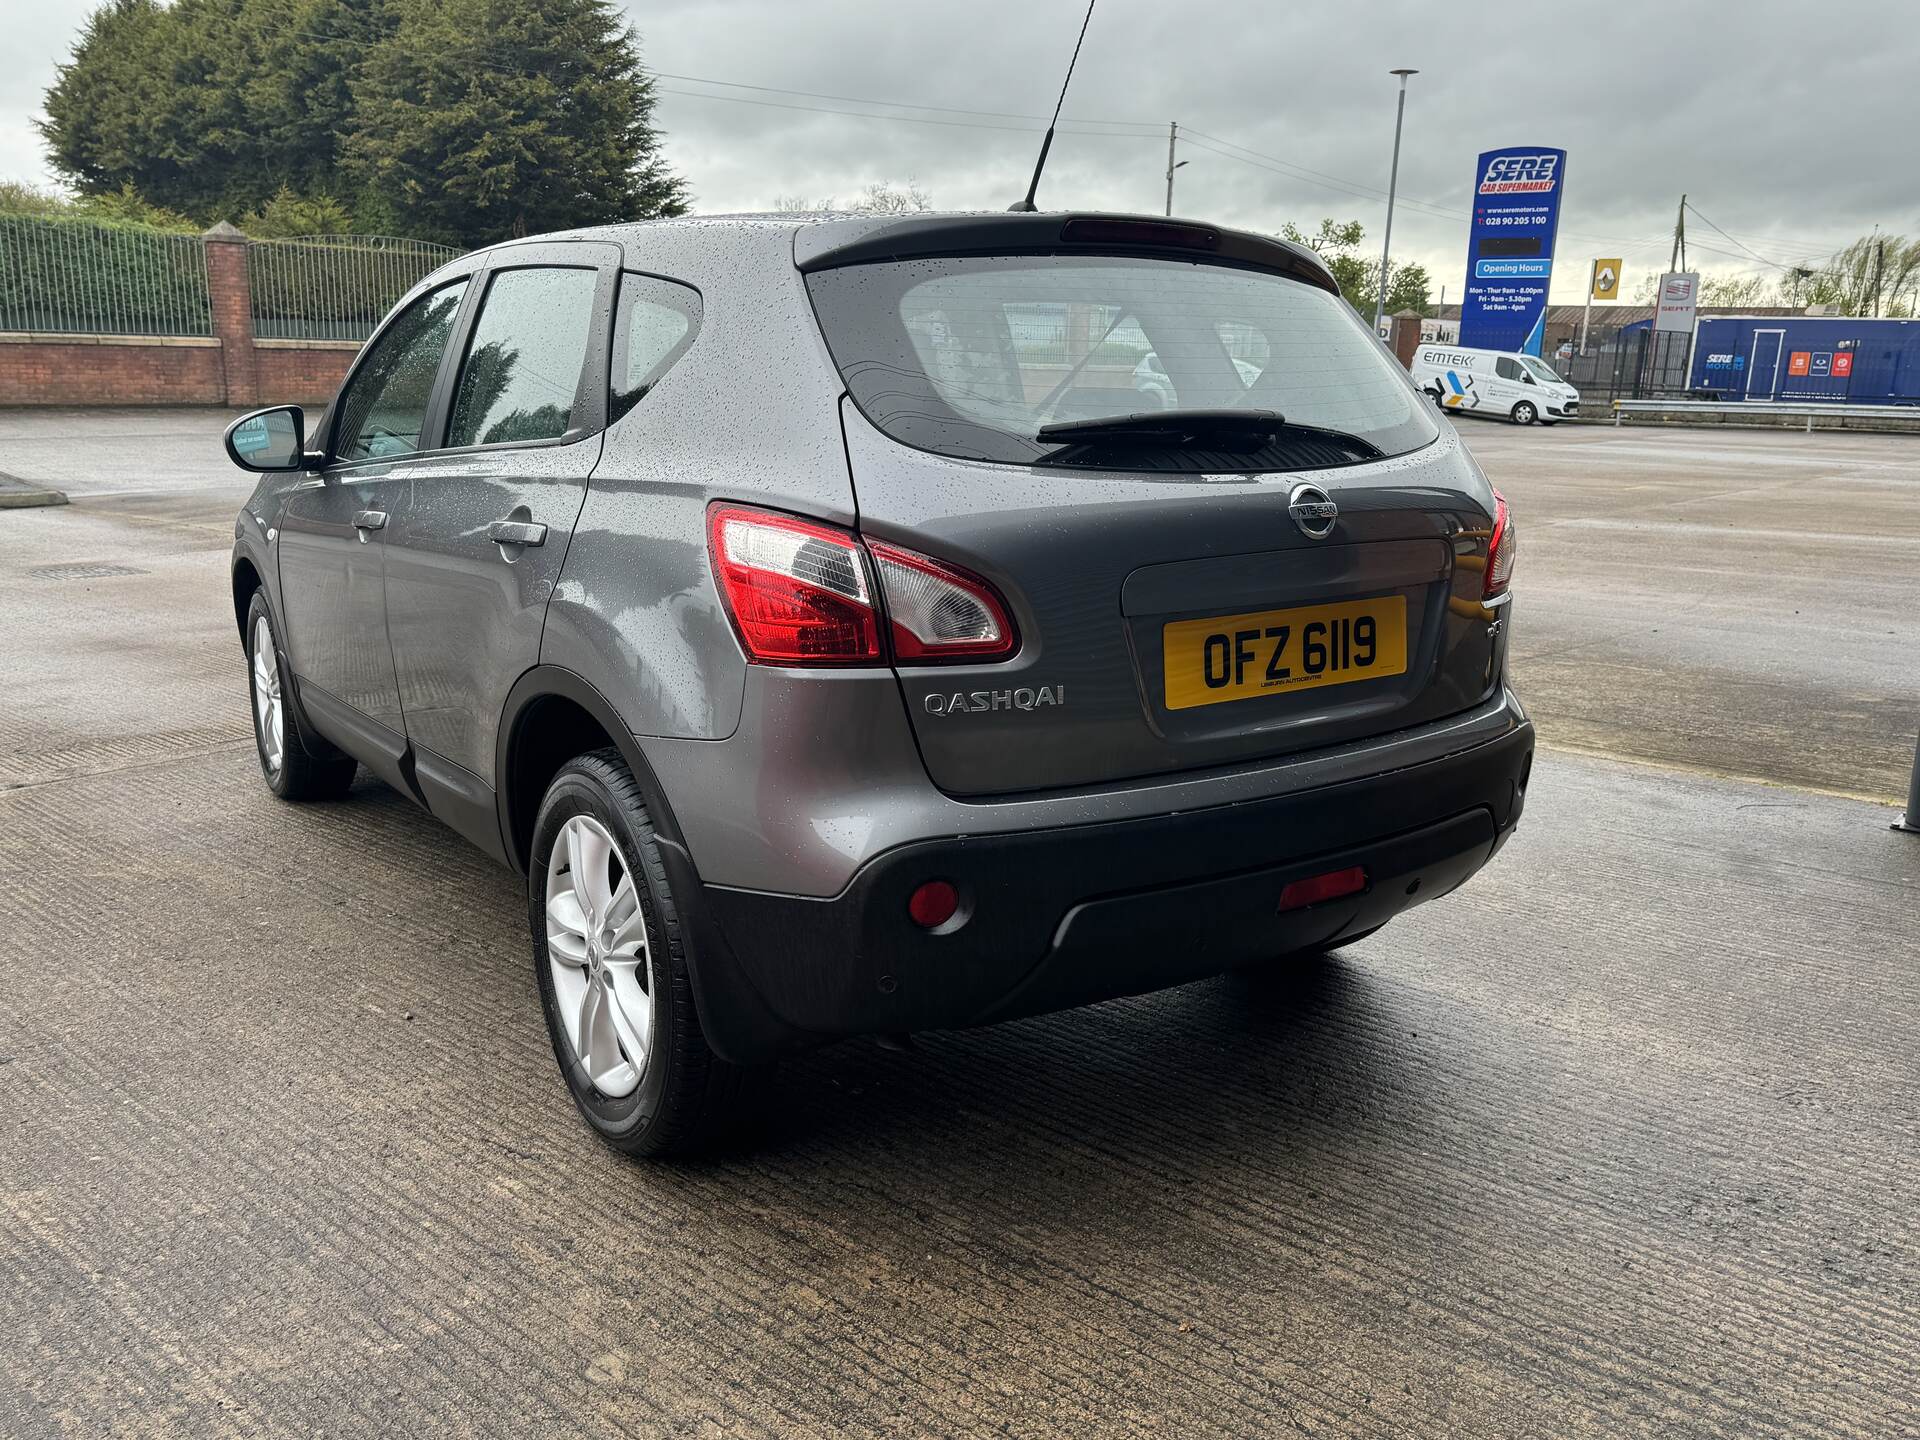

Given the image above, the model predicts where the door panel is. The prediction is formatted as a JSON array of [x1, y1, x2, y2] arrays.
[[380, 250, 618, 805], [278, 470, 410, 735], [1747, 330, 1784, 398], [383, 440, 601, 782], [273, 274, 475, 787]]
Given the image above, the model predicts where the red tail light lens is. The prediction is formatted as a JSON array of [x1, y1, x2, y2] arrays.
[[1484, 489, 1517, 599], [708, 504, 1019, 668], [867, 541, 1017, 663], [707, 506, 881, 664]]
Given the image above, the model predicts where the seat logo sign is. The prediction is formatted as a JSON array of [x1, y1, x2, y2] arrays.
[[1478, 154, 1560, 194]]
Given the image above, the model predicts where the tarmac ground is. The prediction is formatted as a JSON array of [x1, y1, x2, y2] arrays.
[[1, 408, 1916, 1438]]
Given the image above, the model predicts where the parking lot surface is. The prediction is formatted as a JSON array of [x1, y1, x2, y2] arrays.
[[2, 412, 1917, 1437]]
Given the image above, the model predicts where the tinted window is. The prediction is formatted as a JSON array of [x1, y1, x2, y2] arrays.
[[610, 274, 701, 423], [807, 254, 1435, 472], [448, 267, 598, 448], [334, 280, 468, 462], [1495, 357, 1523, 381]]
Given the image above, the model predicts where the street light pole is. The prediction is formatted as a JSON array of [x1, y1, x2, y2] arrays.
[[1164, 121, 1187, 217], [1373, 68, 1418, 335]]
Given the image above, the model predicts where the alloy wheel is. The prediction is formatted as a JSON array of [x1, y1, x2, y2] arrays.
[[544, 814, 654, 1098], [251, 614, 284, 774]]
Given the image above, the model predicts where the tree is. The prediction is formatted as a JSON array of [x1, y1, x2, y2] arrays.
[[342, 0, 688, 246], [1801, 234, 1919, 317], [39, 0, 382, 220], [770, 180, 934, 215], [241, 186, 356, 239], [38, 0, 688, 244], [1279, 218, 1431, 319]]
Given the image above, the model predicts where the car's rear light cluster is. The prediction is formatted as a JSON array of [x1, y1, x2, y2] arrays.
[[1483, 489, 1517, 600], [707, 505, 1017, 667]]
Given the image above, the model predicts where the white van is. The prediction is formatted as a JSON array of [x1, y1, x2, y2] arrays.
[[1410, 344, 1580, 425]]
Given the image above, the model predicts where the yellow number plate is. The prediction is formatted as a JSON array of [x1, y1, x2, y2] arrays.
[[1161, 595, 1408, 711]]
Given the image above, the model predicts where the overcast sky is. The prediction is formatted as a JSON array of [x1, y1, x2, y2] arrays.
[[6, 0, 1914, 302]]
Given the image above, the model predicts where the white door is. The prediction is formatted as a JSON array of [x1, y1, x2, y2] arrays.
[[1746, 329, 1785, 400]]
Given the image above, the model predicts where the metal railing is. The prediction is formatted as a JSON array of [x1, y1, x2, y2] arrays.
[[1552, 326, 1694, 407], [0, 215, 212, 336], [1611, 398, 1920, 432], [248, 235, 460, 341]]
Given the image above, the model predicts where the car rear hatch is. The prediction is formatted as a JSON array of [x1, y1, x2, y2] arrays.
[[801, 215, 1509, 797]]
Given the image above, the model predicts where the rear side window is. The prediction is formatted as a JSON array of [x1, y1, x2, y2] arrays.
[[807, 254, 1436, 472], [447, 266, 598, 448], [334, 279, 469, 462], [609, 273, 701, 423]]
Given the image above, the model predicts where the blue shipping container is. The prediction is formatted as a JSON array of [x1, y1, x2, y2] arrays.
[[1689, 316, 1920, 404]]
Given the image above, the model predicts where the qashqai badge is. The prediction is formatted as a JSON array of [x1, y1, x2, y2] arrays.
[[1288, 483, 1339, 540]]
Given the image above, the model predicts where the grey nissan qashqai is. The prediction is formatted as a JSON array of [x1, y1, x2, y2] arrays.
[[225, 211, 1533, 1156]]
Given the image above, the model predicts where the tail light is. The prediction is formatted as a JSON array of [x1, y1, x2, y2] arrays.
[[707, 506, 881, 664], [708, 505, 1018, 667], [1483, 489, 1517, 599], [867, 541, 1016, 662]]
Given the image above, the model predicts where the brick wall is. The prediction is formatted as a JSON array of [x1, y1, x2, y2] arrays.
[[0, 334, 357, 407], [0, 335, 226, 406], [253, 341, 359, 405], [0, 223, 362, 409]]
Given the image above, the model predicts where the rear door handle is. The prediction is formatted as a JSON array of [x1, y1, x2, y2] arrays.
[[352, 509, 388, 538], [487, 519, 549, 548]]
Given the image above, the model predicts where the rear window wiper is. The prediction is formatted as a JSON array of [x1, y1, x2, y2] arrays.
[[1033, 408, 1382, 460]]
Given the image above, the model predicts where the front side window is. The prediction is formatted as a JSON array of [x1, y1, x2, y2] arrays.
[[333, 279, 469, 462], [1495, 356, 1524, 381], [447, 266, 599, 449], [807, 254, 1435, 472]]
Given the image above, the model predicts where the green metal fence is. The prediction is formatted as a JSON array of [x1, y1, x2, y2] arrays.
[[0, 214, 212, 336], [248, 235, 459, 341]]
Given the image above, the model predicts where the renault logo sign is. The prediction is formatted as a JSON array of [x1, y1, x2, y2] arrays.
[[1287, 483, 1338, 539]]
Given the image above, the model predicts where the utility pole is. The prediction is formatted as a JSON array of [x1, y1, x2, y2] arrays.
[[1164, 121, 1187, 217], [1871, 235, 1886, 317], [1373, 69, 1418, 335], [1670, 194, 1687, 273], [1580, 258, 1596, 354]]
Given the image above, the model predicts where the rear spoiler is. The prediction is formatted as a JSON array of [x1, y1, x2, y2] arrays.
[[792, 212, 1340, 296]]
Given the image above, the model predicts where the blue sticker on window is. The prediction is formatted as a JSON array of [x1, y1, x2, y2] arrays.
[[232, 417, 271, 455]]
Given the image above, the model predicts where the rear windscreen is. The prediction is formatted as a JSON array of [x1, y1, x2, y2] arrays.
[[805, 254, 1437, 471]]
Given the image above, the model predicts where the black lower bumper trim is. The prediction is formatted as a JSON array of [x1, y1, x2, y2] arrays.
[[683, 720, 1533, 1062]]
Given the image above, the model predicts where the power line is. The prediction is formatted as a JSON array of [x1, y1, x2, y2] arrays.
[[1683, 201, 1840, 272], [653, 71, 1158, 131]]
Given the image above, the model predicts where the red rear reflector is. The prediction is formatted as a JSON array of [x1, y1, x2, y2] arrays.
[[907, 880, 960, 929], [1277, 866, 1368, 913], [707, 505, 881, 665]]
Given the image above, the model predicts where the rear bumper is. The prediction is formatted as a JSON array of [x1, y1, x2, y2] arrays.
[[679, 716, 1534, 1063]]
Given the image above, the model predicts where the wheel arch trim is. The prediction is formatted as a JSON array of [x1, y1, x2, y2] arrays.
[[495, 665, 692, 877]]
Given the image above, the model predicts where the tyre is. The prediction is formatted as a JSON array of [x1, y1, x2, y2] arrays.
[[528, 748, 755, 1157], [244, 589, 356, 800], [1511, 400, 1538, 426]]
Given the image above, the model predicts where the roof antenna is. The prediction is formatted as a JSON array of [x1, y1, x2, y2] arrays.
[[1008, 0, 1099, 212]]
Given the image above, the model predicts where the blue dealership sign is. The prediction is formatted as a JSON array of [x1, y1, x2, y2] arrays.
[[1458, 147, 1567, 355]]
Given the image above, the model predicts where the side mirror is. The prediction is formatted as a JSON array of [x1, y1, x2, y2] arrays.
[[224, 405, 311, 473], [1522, 372, 1538, 385]]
